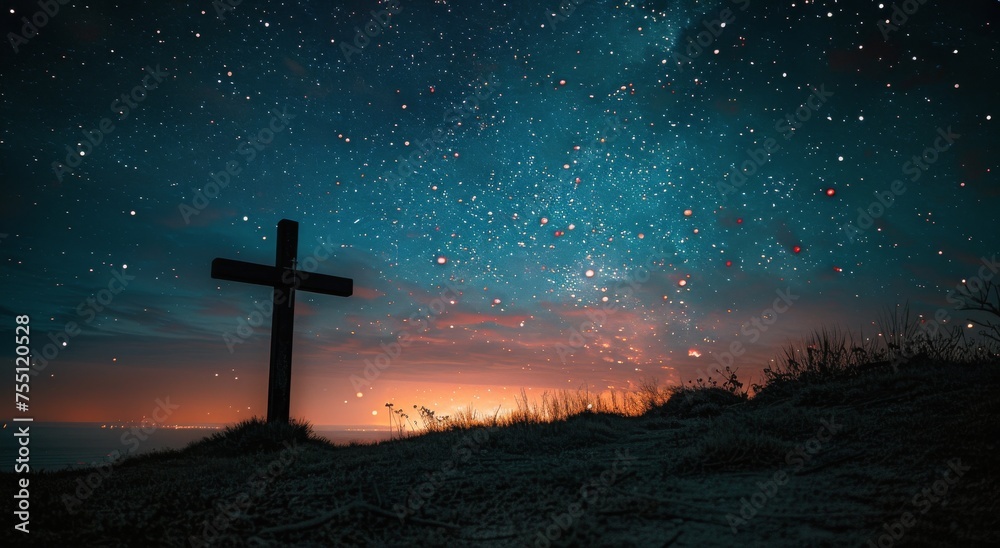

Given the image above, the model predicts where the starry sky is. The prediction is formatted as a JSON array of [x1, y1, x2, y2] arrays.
[[2, 0, 997, 426]]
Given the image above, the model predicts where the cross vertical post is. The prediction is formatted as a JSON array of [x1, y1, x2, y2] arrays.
[[268, 219, 298, 424]]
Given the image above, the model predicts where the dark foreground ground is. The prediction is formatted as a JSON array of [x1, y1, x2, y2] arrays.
[[4, 361, 999, 547]]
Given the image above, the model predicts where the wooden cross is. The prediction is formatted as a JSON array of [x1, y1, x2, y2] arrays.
[[211, 219, 353, 423]]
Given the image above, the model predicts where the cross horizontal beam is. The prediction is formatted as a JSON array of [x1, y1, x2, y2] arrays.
[[212, 258, 353, 297], [211, 258, 285, 286]]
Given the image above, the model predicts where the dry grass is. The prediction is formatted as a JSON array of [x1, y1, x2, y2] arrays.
[[184, 417, 319, 456], [382, 382, 673, 439], [759, 303, 1000, 389]]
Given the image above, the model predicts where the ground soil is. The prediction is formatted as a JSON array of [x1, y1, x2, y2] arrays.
[[4, 361, 998, 547]]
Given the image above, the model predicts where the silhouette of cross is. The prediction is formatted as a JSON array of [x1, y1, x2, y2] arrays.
[[211, 219, 352, 423]]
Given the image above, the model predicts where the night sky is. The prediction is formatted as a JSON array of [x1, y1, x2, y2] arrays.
[[2, 0, 997, 426]]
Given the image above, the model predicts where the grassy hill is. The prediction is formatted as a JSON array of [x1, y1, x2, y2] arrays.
[[4, 357, 998, 547]]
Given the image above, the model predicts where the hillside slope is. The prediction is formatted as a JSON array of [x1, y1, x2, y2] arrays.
[[5, 362, 999, 547]]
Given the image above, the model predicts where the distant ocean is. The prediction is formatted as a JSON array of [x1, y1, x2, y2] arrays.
[[1, 422, 393, 471]]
